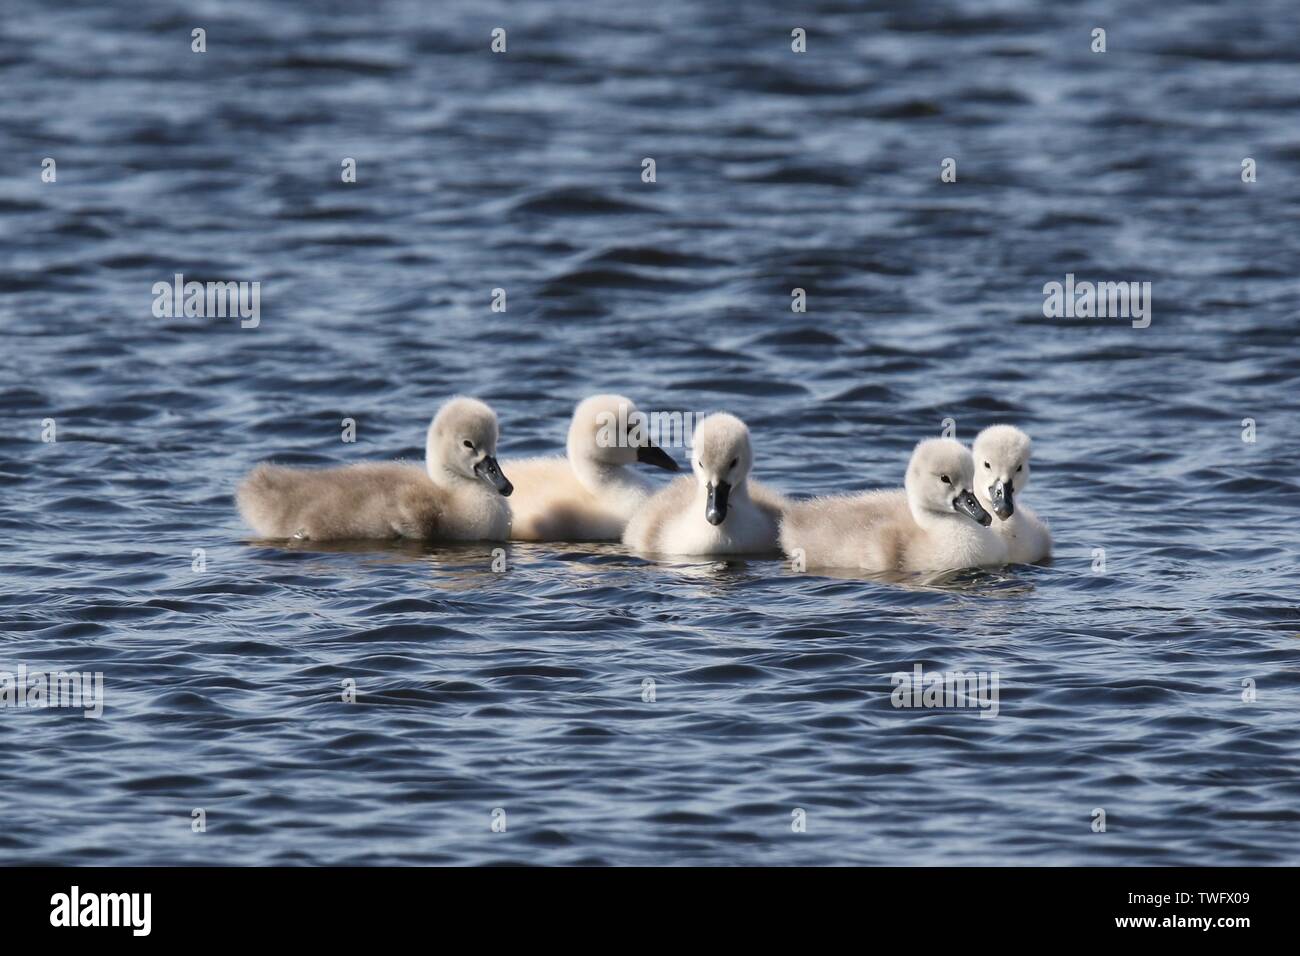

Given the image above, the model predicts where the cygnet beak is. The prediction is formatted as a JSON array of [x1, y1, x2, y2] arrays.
[[636, 444, 680, 472], [705, 480, 730, 525], [953, 489, 992, 526], [474, 455, 513, 496], [988, 478, 1014, 520]]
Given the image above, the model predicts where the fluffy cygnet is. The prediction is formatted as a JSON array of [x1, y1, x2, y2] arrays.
[[237, 396, 513, 542], [505, 393, 680, 542], [622, 412, 787, 556], [779, 437, 1007, 573], [971, 424, 1052, 564]]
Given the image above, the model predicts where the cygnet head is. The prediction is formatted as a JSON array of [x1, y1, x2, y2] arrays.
[[904, 437, 991, 527], [567, 393, 680, 472], [972, 425, 1032, 520], [690, 413, 754, 526], [426, 396, 513, 496]]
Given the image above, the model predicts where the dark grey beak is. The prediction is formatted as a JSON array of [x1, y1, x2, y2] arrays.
[[988, 479, 1014, 520], [474, 455, 513, 496], [953, 489, 992, 526], [636, 444, 680, 472], [705, 480, 730, 525]]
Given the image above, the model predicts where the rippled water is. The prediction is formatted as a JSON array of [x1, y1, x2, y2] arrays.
[[2, 0, 1299, 865]]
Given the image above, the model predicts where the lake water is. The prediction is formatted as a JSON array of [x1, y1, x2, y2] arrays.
[[2, 0, 1299, 865]]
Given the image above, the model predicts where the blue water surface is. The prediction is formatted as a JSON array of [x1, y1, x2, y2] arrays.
[[1, 0, 1298, 864]]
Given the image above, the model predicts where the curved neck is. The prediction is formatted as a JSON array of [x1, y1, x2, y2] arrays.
[[426, 445, 473, 489], [569, 442, 648, 498], [909, 500, 965, 533]]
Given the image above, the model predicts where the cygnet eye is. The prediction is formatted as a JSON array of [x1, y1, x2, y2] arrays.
[[1016, 464, 1023, 473], [940, 474, 952, 485], [729, 457, 738, 470], [463, 440, 474, 450], [983, 461, 990, 468]]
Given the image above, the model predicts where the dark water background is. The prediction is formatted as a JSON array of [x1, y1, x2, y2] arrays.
[[2, 0, 1299, 865]]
